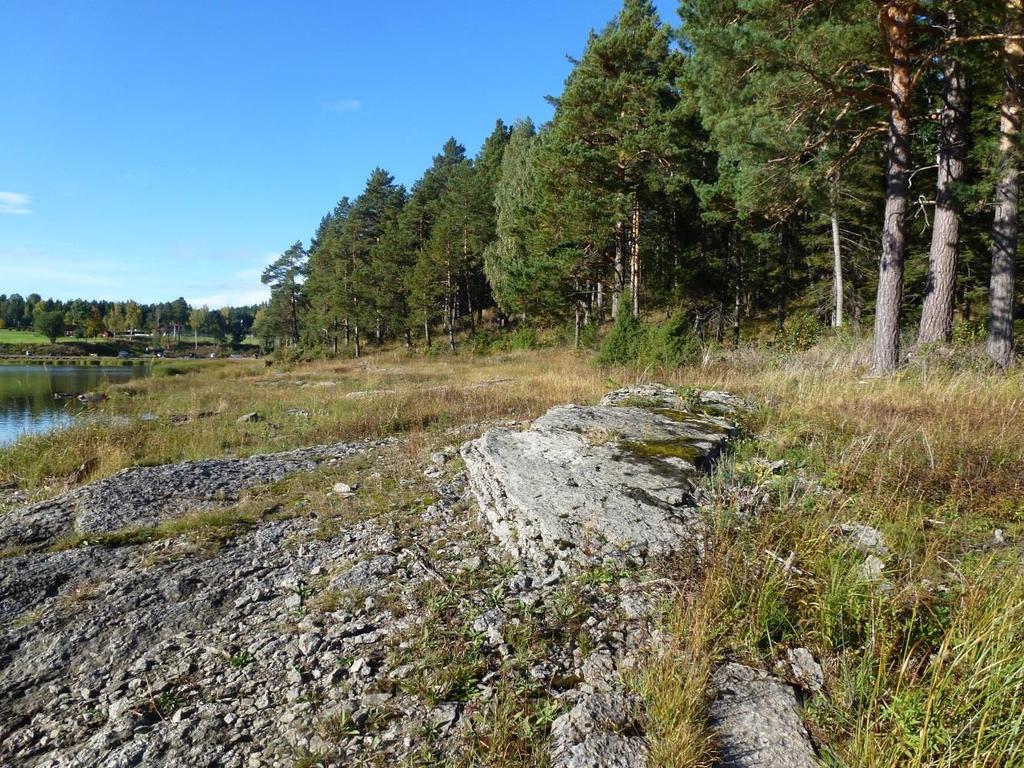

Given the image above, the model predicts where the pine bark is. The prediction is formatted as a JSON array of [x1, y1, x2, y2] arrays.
[[988, 0, 1023, 368], [612, 221, 625, 318], [733, 240, 742, 347], [871, 3, 914, 374], [630, 198, 641, 315], [831, 206, 844, 328], [919, 29, 968, 345]]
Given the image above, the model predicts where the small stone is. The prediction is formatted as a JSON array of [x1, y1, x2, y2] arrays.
[[429, 703, 460, 732], [236, 412, 262, 424], [709, 663, 817, 768], [838, 522, 889, 556], [508, 574, 533, 593], [298, 633, 322, 656], [787, 647, 824, 693], [333, 482, 356, 497], [859, 554, 888, 583]]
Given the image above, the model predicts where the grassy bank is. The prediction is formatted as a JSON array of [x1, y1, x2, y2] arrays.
[[1, 339, 1022, 766]]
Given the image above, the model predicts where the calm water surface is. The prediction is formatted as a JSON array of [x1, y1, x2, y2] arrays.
[[0, 363, 149, 446]]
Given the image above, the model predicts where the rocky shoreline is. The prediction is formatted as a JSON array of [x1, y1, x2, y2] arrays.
[[1, 386, 822, 767]]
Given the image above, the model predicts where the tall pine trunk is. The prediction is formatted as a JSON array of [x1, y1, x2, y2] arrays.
[[831, 205, 844, 328], [612, 221, 625, 318], [872, 3, 914, 374], [446, 265, 456, 352], [610, 222, 626, 319], [988, 0, 1023, 368], [732, 234, 742, 347], [919, 27, 968, 345], [354, 326, 361, 358], [630, 198, 641, 316]]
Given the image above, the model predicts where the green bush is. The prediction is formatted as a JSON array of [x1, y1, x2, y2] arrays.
[[596, 311, 647, 366], [470, 326, 539, 355], [506, 326, 539, 351], [646, 310, 700, 367], [951, 317, 987, 348], [597, 310, 700, 368], [469, 330, 499, 355], [775, 314, 825, 352]]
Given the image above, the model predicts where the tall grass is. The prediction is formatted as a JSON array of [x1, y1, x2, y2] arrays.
[[626, 338, 1024, 768]]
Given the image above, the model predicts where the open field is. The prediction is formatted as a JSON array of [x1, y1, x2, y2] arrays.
[[0, 329, 253, 347], [1, 339, 1022, 766], [0, 330, 98, 345]]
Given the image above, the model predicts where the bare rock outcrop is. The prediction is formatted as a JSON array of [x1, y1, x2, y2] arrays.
[[0, 440, 381, 550], [461, 385, 739, 573]]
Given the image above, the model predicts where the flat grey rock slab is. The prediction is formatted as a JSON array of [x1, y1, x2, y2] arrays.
[[461, 387, 737, 571], [0, 440, 382, 549], [710, 663, 818, 768]]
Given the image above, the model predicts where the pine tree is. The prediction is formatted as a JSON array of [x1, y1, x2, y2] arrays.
[[407, 139, 469, 346], [261, 242, 307, 345], [543, 0, 684, 317]]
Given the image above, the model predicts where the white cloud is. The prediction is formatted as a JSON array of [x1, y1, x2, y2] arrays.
[[322, 98, 362, 114], [185, 286, 270, 310], [183, 252, 277, 308], [0, 191, 31, 215]]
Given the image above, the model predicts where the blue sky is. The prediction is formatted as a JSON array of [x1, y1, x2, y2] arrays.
[[0, 1, 673, 308]]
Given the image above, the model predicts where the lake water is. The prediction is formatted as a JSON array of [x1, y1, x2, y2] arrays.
[[0, 363, 149, 446]]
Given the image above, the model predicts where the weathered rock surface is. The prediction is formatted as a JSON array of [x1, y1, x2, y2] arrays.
[[0, 422, 669, 767], [0, 440, 376, 550], [462, 386, 738, 572], [550, 692, 648, 768], [710, 663, 819, 768]]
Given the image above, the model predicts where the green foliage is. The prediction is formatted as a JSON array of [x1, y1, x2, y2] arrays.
[[229, 651, 255, 669], [469, 326, 540, 355], [596, 310, 647, 366], [596, 309, 699, 368], [32, 310, 65, 343], [774, 314, 825, 353], [646, 310, 701, 367]]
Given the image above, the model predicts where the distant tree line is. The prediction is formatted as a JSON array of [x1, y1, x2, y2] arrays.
[[254, 0, 1022, 371], [0, 293, 257, 345]]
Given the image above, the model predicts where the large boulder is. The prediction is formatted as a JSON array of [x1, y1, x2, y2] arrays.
[[461, 386, 739, 572]]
